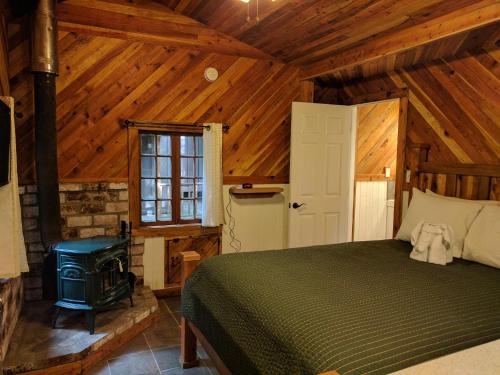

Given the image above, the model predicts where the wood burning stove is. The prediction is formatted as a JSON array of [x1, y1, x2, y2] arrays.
[[52, 236, 133, 334]]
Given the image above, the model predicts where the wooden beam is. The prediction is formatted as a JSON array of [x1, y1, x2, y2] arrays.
[[301, 0, 500, 79], [57, 0, 274, 60], [342, 88, 408, 105], [418, 163, 500, 178]]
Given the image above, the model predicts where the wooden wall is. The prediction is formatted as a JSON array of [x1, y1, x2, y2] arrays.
[[356, 100, 399, 181], [10, 26, 301, 184], [317, 48, 500, 167], [0, 9, 9, 96]]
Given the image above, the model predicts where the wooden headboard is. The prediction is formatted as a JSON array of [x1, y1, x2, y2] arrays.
[[393, 143, 499, 235], [415, 163, 500, 201]]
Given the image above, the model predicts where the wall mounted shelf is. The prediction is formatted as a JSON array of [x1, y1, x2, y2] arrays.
[[229, 187, 283, 199]]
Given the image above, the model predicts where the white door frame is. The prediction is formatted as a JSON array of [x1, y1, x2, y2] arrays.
[[288, 102, 357, 248]]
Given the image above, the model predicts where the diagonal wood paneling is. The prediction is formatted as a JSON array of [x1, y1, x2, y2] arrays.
[[356, 100, 399, 180], [10, 26, 301, 183], [8, 16, 34, 182], [316, 48, 500, 166], [8, 1, 499, 184], [0, 12, 8, 96]]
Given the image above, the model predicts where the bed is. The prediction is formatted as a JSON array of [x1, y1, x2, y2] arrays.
[[179, 161, 500, 375]]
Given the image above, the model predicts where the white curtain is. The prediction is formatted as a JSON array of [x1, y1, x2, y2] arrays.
[[0, 97, 29, 278], [202, 123, 224, 227]]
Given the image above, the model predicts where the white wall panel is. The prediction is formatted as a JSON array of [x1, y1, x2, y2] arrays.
[[354, 181, 389, 241], [143, 237, 165, 290], [222, 184, 289, 253]]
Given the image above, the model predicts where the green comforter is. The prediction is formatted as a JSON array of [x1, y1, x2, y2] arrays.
[[182, 240, 500, 375]]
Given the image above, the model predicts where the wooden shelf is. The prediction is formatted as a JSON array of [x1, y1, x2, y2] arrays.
[[229, 187, 283, 199]]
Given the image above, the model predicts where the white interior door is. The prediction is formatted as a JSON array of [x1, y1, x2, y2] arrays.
[[289, 102, 356, 248]]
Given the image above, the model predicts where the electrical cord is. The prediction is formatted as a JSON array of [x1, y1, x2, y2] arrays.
[[225, 187, 242, 253]]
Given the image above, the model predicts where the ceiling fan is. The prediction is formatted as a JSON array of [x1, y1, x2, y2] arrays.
[[240, 0, 277, 23]]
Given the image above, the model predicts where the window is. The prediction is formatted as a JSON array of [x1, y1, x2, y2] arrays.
[[140, 133, 203, 225]]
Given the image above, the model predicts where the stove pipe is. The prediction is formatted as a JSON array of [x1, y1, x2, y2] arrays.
[[31, 0, 61, 248]]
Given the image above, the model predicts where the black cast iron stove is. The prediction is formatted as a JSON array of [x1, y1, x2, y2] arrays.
[[52, 236, 133, 334]]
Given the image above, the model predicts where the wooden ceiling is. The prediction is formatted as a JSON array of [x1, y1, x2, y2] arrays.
[[26, 0, 499, 84], [157, 0, 499, 80], [316, 22, 500, 85]]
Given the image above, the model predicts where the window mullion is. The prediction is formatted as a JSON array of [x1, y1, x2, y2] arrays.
[[172, 136, 181, 224]]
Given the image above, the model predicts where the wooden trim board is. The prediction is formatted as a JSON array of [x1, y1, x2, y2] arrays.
[[223, 175, 289, 184], [418, 163, 500, 178]]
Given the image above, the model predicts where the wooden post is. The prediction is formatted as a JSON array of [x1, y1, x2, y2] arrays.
[[404, 142, 431, 203], [393, 96, 408, 237], [180, 251, 201, 369], [299, 80, 315, 102]]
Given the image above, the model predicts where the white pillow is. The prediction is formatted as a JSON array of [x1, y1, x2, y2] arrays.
[[396, 188, 483, 258], [426, 189, 499, 206], [463, 205, 500, 268]]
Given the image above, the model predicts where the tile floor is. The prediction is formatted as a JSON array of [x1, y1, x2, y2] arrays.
[[86, 297, 219, 375]]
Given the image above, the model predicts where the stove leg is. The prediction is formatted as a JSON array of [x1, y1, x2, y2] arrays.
[[52, 307, 60, 328], [86, 312, 95, 335]]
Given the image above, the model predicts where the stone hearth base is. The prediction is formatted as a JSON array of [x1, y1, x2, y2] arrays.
[[1, 286, 159, 375]]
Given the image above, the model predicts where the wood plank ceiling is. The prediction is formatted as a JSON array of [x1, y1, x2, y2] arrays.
[[158, 0, 500, 80], [316, 22, 500, 84], [54, 0, 500, 83]]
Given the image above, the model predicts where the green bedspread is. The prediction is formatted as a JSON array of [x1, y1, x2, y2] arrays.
[[182, 240, 500, 375]]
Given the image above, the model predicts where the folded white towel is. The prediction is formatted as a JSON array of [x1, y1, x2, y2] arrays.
[[410, 221, 454, 265]]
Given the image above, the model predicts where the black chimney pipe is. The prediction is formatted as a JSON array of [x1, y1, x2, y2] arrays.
[[31, 0, 61, 248]]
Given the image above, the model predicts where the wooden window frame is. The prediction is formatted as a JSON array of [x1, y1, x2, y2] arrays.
[[128, 125, 204, 230]]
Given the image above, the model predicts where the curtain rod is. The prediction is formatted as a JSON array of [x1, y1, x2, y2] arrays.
[[123, 119, 230, 131]]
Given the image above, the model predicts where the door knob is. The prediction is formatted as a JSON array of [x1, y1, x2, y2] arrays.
[[291, 202, 305, 209]]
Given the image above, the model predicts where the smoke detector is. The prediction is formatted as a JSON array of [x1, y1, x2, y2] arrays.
[[204, 67, 219, 82]]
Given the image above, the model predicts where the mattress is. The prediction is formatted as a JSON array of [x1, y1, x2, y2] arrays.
[[181, 240, 500, 375]]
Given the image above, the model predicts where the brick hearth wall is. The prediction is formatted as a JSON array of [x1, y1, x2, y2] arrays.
[[19, 182, 144, 301], [19, 185, 44, 301], [59, 182, 129, 239]]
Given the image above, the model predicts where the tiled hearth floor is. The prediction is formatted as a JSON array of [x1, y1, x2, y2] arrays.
[[3, 287, 159, 375], [86, 297, 219, 375]]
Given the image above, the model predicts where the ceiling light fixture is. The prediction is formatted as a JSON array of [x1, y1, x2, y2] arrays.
[[240, 0, 276, 23]]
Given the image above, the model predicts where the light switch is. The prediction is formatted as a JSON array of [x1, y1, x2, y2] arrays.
[[385, 167, 391, 178]]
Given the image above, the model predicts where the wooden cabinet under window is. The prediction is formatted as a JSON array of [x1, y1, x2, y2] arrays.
[[165, 234, 220, 285]]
